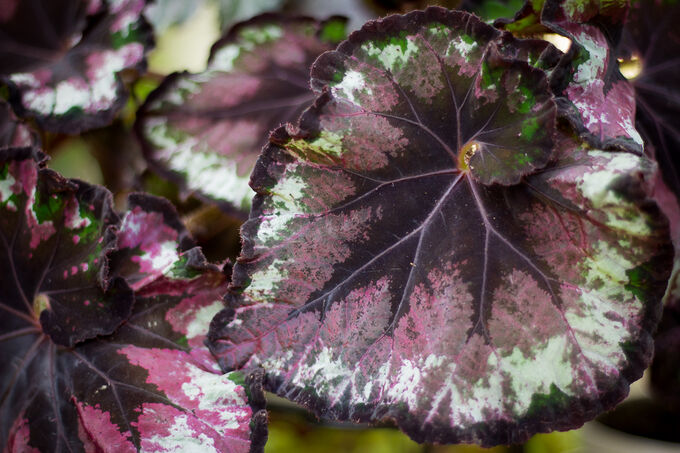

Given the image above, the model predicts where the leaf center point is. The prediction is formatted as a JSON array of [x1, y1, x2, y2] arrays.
[[458, 141, 480, 172], [33, 293, 50, 318]]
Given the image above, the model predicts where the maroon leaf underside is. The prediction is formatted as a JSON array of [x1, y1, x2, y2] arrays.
[[0, 0, 153, 134], [618, 0, 680, 199], [135, 14, 346, 212], [1, 177, 265, 452], [208, 8, 673, 446]]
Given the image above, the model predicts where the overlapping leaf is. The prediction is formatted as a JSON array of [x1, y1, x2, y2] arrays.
[[208, 8, 673, 446], [136, 14, 346, 211], [0, 0, 153, 133], [112, 193, 195, 290], [1, 151, 266, 452], [498, 0, 642, 152]]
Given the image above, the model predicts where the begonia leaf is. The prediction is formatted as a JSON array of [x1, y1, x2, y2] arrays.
[[0, 147, 130, 347], [498, 0, 642, 152], [136, 14, 347, 211], [207, 8, 673, 446], [555, 23, 642, 152], [618, 0, 680, 198], [112, 193, 195, 290], [0, 100, 38, 148], [0, 0, 153, 134], [1, 173, 267, 452], [496, 0, 627, 35]]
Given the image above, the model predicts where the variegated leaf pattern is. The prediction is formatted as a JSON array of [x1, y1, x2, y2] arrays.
[[0, 0, 153, 133], [1, 155, 266, 452], [208, 8, 673, 446], [136, 14, 346, 211], [497, 0, 642, 152], [0, 147, 130, 347]]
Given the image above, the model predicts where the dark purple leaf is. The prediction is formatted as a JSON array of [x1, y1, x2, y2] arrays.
[[0, 0, 153, 134], [135, 14, 346, 211], [208, 8, 673, 446], [0, 100, 38, 148], [0, 147, 129, 347], [618, 0, 680, 199], [1, 158, 266, 452], [556, 23, 642, 152]]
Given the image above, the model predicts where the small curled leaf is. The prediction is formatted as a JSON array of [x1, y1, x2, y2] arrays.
[[497, 0, 642, 153]]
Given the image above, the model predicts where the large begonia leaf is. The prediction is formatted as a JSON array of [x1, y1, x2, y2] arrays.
[[498, 0, 642, 153], [1, 170, 267, 452], [0, 100, 38, 148], [618, 0, 680, 198], [0, 0, 153, 134], [136, 14, 347, 211], [208, 8, 673, 446]]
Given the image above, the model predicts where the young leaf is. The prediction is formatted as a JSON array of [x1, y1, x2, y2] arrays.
[[136, 14, 347, 212], [0, 100, 38, 148], [1, 154, 267, 452], [208, 8, 673, 446], [498, 0, 642, 152], [0, 0, 153, 134]]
